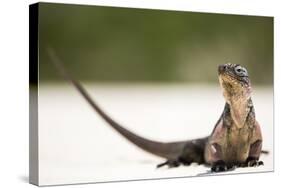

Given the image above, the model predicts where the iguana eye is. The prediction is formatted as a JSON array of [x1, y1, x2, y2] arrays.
[[235, 66, 248, 77], [236, 68, 242, 72]]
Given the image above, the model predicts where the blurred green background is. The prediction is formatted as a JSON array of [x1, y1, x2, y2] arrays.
[[38, 3, 273, 85]]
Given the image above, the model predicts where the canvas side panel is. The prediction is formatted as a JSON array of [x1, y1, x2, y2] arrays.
[[29, 3, 39, 186]]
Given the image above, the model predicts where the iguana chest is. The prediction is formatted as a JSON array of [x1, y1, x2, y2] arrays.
[[221, 125, 253, 162]]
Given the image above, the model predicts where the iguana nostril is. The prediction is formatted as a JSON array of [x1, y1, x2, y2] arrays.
[[218, 65, 226, 73]]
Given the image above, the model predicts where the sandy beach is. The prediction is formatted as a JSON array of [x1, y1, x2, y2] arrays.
[[37, 84, 273, 186]]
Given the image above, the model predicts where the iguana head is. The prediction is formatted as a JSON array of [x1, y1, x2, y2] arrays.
[[218, 63, 252, 128], [218, 63, 251, 98]]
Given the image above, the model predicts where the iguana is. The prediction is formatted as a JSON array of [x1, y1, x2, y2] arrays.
[[48, 49, 266, 172]]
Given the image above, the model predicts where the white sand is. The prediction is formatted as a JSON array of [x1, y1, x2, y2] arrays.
[[37, 84, 273, 186]]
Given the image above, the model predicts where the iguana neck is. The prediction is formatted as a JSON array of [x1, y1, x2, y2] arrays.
[[223, 97, 254, 129], [221, 80, 253, 129]]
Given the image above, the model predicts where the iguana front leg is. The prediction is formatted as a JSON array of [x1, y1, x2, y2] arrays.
[[207, 143, 235, 172], [239, 139, 263, 167], [240, 121, 263, 167], [205, 120, 234, 172]]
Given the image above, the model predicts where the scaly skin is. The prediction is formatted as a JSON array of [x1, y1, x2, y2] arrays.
[[48, 48, 265, 173]]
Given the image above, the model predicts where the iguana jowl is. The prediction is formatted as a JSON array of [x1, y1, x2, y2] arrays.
[[49, 50, 265, 172]]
